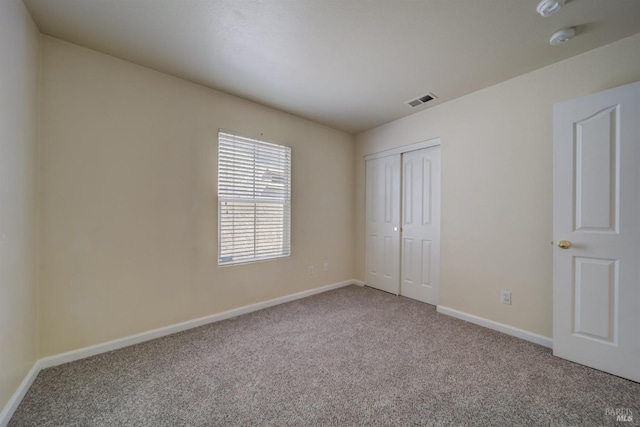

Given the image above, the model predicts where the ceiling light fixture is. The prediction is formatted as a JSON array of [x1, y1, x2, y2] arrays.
[[549, 27, 576, 46], [536, 0, 565, 17]]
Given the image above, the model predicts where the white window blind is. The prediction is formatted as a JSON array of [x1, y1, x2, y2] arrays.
[[218, 131, 291, 265]]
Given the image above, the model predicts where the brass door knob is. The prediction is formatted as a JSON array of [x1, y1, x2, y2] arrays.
[[557, 240, 572, 249]]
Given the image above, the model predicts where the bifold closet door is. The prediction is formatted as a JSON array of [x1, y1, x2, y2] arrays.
[[365, 154, 401, 294], [400, 146, 441, 305]]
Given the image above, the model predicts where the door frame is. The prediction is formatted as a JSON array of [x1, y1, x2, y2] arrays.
[[364, 137, 442, 302], [364, 138, 441, 162]]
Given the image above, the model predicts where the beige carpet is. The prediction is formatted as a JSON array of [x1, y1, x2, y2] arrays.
[[9, 285, 640, 426]]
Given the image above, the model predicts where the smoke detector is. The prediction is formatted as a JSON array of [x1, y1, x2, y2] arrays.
[[405, 92, 438, 108], [550, 27, 576, 46], [537, 0, 565, 17]]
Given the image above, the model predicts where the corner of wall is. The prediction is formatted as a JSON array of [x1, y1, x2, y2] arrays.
[[35, 32, 45, 360]]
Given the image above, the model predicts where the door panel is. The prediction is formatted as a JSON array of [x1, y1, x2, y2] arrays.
[[574, 105, 618, 232], [400, 146, 441, 305], [573, 257, 617, 343], [365, 155, 401, 294], [553, 81, 640, 382]]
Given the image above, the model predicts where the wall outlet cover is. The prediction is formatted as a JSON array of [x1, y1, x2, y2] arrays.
[[501, 291, 512, 305]]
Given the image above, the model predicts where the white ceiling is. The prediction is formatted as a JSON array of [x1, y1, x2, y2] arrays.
[[22, 0, 640, 134]]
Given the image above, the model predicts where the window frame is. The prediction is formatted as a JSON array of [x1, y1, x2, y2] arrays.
[[217, 130, 291, 266]]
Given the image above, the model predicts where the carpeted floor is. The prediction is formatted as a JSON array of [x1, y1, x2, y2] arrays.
[[9, 285, 640, 426]]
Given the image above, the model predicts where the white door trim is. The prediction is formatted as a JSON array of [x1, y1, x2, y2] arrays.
[[364, 137, 441, 161]]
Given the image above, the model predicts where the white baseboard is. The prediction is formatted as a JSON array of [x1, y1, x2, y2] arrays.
[[0, 279, 358, 426], [39, 279, 357, 369], [0, 361, 41, 427], [436, 305, 553, 348], [352, 280, 365, 286]]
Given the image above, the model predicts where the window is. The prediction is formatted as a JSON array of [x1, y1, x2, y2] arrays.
[[218, 131, 291, 265]]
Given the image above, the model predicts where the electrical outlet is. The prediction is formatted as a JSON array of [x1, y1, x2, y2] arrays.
[[323, 263, 329, 272], [501, 290, 512, 305], [308, 265, 314, 275]]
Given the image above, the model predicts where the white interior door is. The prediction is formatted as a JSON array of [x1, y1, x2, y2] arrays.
[[400, 146, 441, 305], [365, 154, 401, 294], [553, 81, 640, 382]]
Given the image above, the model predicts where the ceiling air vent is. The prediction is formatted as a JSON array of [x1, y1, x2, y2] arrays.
[[405, 92, 438, 108]]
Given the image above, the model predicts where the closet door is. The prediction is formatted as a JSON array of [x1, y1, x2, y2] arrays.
[[365, 154, 401, 294], [400, 146, 441, 305]]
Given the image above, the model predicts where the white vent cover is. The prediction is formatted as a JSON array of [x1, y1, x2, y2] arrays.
[[405, 92, 438, 108]]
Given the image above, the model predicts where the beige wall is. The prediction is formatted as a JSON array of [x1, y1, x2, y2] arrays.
[[0, 0, 40, 411], [355, 34, 640, 338], [38, 36, 355, 357], [9, 8, 640, 381]]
